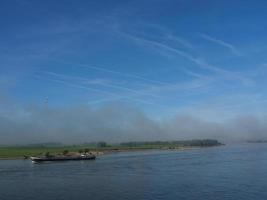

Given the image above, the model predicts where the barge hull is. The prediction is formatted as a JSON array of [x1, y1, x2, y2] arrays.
[[31, 155, 96, 162]]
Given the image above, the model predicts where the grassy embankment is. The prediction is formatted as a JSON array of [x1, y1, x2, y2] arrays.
[[0, 139, 222, 159]]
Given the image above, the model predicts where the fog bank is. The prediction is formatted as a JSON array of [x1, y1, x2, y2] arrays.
[[0, 102, 267, 145]]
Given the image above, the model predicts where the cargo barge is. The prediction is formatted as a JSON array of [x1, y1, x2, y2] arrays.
[[30, 154, 96, 162]]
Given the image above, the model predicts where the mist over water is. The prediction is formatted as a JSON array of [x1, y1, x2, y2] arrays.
[[0, 97, 267, 144]]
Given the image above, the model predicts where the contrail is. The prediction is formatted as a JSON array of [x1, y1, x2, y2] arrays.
[[41, 71, 161, 98], [87, 97, 121, 105], [120, 31, 252, 85], [201, 34, 242, 56], [33, 75, 172, 109], [52, 60, 169, 86], [34, 75, 116, 96]]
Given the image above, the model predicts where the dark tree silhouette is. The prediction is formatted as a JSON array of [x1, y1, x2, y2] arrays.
[[62, 150, 69, 155], [45, 152, 50, 157]]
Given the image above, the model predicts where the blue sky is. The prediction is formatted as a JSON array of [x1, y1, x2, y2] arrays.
[[1, 0, 267, 121]]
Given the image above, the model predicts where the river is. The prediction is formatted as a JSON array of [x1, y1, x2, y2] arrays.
[[0, 144, 267, 200]]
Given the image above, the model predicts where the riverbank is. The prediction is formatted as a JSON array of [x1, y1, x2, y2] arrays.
[[0, 139, 222, 160], [0, 147, 199, 160]]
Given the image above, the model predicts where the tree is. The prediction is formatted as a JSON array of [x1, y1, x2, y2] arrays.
[[78, 149, 83, 154], [84, 148, 89, 153], [62, 150, 69, 155], [45, 152, 50, 157], [97, 142, 107, 148]]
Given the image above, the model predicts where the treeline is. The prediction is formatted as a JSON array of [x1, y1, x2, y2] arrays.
[[247, 140, 267, 143], [119, 139, 222, 147], [11, 139, 222, 149], [0, 139, 222, 158]]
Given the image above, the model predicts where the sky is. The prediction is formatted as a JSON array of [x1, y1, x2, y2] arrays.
[[1, 0, 267, 144]]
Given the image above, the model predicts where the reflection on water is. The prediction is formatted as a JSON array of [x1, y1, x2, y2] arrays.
[[1, 144, 267, 200]]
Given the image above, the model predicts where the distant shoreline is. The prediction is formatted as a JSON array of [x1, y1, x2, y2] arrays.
[[0, 148, 195, 160], [0, 139, 222, 160], [0, 147, 187, 160], [0, 141, 222, 160]]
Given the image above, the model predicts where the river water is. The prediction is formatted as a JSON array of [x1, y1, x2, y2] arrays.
[[0, 144, 267, 200]]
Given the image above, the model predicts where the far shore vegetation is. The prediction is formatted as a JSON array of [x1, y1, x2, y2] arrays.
[[0, 139, 222, 159]]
